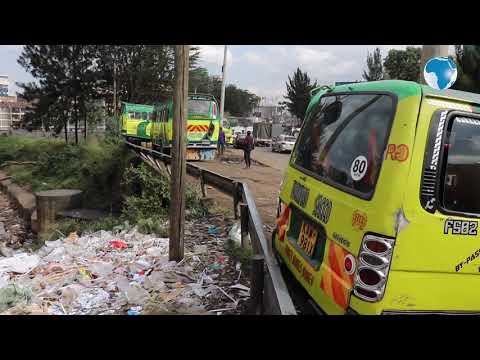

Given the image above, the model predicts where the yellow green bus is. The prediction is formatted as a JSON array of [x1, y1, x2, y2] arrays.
[[121, 94, 224, 160]]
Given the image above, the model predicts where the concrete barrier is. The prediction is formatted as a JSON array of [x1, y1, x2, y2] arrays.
[[0, 170, 36, 230]]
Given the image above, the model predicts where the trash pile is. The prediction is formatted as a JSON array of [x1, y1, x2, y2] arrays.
[[0, 192, 32, 251], [0, 218, 250, 315]]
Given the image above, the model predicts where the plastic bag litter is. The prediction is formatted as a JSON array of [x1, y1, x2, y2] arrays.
[[0, 284, 33, 312], [230, 284, 250, 292], [193, 245, 208, 254], [228, 222, 242, 245], [208, 227, 221, 235], [89, 262, 114, 277], [0, 275, 8, 289], [110, 240, 128, 250], [60, 284, 85, 305], [186, 283, 214, 298], [124, 283, 150, 305], [0, 253, 40, 274], [127, 306, 142, 315], [1, 303, 46, 315], [145, 247, 166, 258], [143, 272, 166, 291], [73, 288, 110, 312]]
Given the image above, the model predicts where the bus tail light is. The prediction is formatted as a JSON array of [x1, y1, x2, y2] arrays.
[[353, 234, 395, 302]]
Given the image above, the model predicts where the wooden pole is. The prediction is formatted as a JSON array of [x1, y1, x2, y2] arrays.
[[169, 45, 189, 262], [113, 61, 118, 134]]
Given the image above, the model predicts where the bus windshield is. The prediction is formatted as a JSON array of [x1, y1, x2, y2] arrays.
[[188, 100, 211, 116]]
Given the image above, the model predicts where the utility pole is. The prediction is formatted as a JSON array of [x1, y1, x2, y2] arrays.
[[420, 45, 449, 84], [113, 61, 118, 133], [220, 45, 228, 126], [169, 45, 189, 262]]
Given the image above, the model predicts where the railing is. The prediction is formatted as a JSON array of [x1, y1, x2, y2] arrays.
[[125, 141, 297, 315]]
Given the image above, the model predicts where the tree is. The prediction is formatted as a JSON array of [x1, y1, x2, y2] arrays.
[[189, 67, 210, 93], [17, 45, 100, 144], [451, 45, 480, 93], [383, 46, 422, 82], [96, 45, 200, 113], [223, 85, 260, 116], [282, 68, 318, 123], [187, 67, 260, 116], [362, 47, 384, 81]]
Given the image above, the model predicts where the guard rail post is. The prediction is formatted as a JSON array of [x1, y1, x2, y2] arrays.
[[240, 203, 249, 248], [232, 181, 240, 219], [249, 254, 265, 314], [200, 169, 207, 197]]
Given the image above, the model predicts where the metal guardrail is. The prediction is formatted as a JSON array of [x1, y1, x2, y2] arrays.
[[125, 141, 296, 315]]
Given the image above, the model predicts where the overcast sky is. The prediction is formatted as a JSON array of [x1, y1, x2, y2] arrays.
[[0, 45, 456, 104]]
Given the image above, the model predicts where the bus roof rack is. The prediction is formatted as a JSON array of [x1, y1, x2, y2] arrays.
[[310, 85, 334, 97]]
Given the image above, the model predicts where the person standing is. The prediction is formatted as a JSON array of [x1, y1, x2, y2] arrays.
[[218, 127, 225, 156], [243, 130, 254, 169]]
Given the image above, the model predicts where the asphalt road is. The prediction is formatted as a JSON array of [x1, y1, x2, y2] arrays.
[[228, 146, 291, 172], [252, 146, 291, 171]]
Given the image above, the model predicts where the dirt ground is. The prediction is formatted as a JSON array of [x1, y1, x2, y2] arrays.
[[186, 150, 284, 231]]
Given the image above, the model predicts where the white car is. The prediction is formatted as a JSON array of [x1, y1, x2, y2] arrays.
[[272, 135, 296, 153]]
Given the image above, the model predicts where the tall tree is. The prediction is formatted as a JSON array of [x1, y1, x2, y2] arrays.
[[451, 45, 480, 93], [189, 67, 210, 93], [383, 46, 422, 82], [362, 47, 384, 81], [96, 45, 200, 113], [282, 68, 318, 123], [18, 45, 100, 144], [187, 67, 260, 116]]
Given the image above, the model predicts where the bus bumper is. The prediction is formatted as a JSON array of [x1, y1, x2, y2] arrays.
[[186, 148, 216, 161]]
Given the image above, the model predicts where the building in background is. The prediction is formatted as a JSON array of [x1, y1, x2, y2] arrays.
[[0, 75, 8, 97], [0, 95, 32, 132]]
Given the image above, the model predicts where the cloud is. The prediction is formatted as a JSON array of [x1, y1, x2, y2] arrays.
[[293, 47, 333, 67], [243, 51, 268, 65], [0, 45, 23, 50], [197, 45, 233, 70]]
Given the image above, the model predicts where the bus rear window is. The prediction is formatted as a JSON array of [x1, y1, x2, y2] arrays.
[[292, 93, 395, 197], [442, 116, 480, 214]]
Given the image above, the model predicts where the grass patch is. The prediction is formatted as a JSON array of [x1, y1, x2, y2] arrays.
[[45, 216, 126, 241], [0, 136, 133, 209], [225, 238, 253, 274]]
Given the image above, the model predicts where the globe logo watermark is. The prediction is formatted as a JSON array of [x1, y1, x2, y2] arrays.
[[423, 57, 458, 90]]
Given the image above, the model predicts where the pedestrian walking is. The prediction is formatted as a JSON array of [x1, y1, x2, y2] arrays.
[[243, 130, 254, 169], [218, 127, 225, 156]]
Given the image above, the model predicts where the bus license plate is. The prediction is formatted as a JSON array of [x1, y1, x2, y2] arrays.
[[298, 222, 318, 257]]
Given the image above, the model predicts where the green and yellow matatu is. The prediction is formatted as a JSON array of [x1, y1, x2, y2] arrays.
[[274, 80, 480, 314], [121, 94, 223, 160], [120, 102, 155, 142]]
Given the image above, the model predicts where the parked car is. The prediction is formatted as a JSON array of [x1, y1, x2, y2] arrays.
[[272, 135, 296, 153]]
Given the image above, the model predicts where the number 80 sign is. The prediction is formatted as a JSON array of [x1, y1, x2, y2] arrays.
[[350, 155, 368, 181]]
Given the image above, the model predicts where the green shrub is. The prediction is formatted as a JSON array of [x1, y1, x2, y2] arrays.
[[224, 239, 253, 274], [121, 163, 206, 224], [49, 216, 125, 240], [0, 135, 132, 208]]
